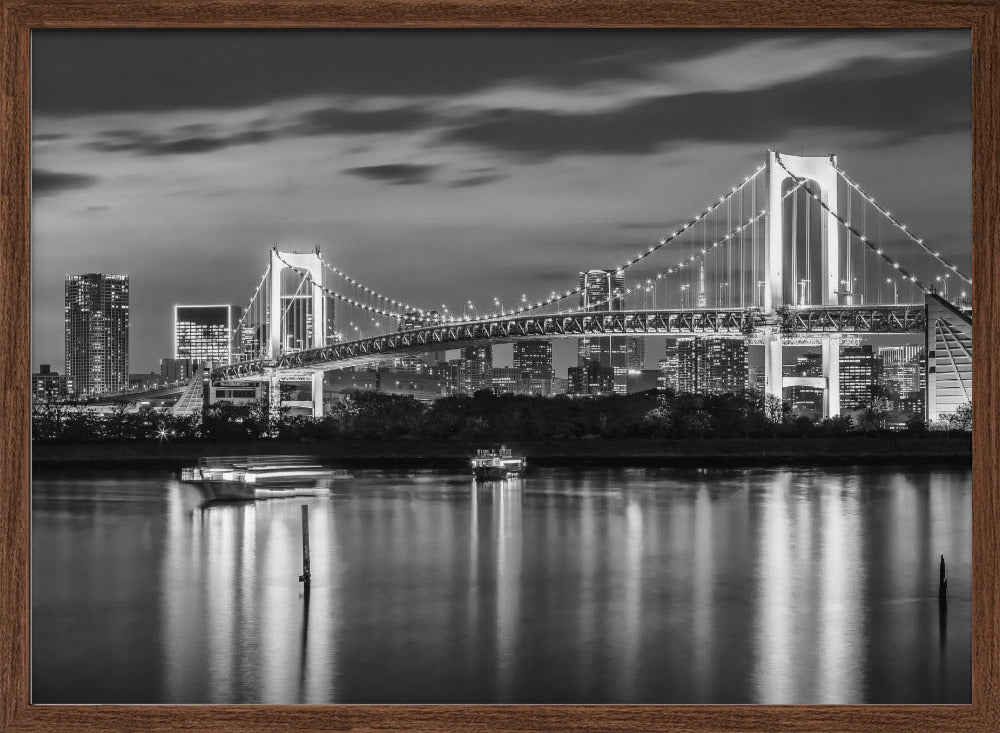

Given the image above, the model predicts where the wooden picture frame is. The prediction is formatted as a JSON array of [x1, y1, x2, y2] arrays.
[[2, 1, 997, 730]]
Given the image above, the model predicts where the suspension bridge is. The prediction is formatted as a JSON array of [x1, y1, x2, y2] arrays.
[[200, 150, 970, 422]]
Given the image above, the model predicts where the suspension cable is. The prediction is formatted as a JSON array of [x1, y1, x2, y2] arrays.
[[832, 163, 970, 284]]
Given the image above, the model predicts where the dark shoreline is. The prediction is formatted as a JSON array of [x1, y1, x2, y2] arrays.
[[31, 436, 972, 470]]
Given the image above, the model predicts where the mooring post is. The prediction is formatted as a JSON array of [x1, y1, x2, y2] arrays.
[[938, 554, 947, 603], [298, 504, 311, 585]]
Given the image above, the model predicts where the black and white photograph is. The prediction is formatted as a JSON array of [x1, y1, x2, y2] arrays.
[[30, 29, 972, 704]]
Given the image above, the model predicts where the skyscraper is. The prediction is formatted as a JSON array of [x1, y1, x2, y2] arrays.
[[174, 304, 242, 366], [577, 269, 630, 394], [661, 337, 696, 393], [696, 338, 748, 394], [840, 344, 877, 410], [458, 345, 492, 395], [513, 340, 553, 381], [626, 336, 645, 373], [662, 337, 747, 395], [64, 273, 129, 395], [879, 344, 926, 414]]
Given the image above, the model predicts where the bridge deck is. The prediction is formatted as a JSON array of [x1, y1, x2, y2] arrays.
[[214, 304, 926, 381]]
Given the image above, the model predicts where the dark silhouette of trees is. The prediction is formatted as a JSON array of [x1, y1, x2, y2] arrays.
[[31, 389, 970, 443]]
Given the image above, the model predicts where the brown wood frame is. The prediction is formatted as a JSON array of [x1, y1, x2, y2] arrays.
[[1, 1, 997, 730]]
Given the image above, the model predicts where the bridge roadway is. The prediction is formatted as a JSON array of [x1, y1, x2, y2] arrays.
[[213, 304, 927, 382]]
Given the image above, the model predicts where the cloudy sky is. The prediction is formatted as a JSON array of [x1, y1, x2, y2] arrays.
[[31, 30, 971, 374]]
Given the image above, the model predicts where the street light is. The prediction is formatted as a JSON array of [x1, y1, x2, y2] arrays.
[[886, 277, 898, 304]]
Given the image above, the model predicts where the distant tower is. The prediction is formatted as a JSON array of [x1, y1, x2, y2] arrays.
[[64, 273, 129, 396], [698, 262, 707, 308], [578, 269, 628, 394], [459, 345, 492, 394]]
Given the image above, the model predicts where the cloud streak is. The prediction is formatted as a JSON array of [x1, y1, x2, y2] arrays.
[[439, 51, 970, 160], [342, 163, 437, 185], [32, 169, 97, 197]]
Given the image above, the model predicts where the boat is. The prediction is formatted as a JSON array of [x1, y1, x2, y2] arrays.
[[470, 446, 526, 481], [179, 455, 349, 502]]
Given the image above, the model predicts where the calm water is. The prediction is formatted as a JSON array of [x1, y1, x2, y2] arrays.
[[32, 464, 970, 704]]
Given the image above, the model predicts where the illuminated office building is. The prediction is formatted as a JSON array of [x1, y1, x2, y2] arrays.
[[458, 345, 492, 395], [32, 364, 70, 403], [696, 338, 748, 394], [840, 344, 877, 410], [64, 273, 129, 395], [174, 304, 242, 366], [513, 340, 553, 381], [879, 344, 925, 414], [662, 337, 747, 395]]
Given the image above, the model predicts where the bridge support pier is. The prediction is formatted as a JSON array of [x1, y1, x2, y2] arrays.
[[763, 329, 841, 419], [311, 372, 324, 418], [763, 328, 784, 408]]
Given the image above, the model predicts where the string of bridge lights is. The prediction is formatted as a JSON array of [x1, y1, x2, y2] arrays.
[[462, 162, 769, 323], [774, 153, 936, 299], [831, 161, 972, 285], [259, 163, 769, 329], [274, 251, 405, 321], [315, 174, 793, 327], [560, 178, 810, 314], [316, 253, 439, 318], [230, 266, 270, 340]]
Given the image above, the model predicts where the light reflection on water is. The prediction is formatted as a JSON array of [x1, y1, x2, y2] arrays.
[[31, 465, 971, 704]]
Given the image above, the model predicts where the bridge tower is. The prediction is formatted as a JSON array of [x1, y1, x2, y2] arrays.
[[763, 151, 843, 418], [268, 247, 327, 417]]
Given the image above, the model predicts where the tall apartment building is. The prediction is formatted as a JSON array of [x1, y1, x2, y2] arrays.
[[64, 273, 129, 395], [577, 269, 633, 394], [513, 340, 553, 381], [660, 337, 747, 395], [458, 345, 492, 395], [840, 344, 877, 410]]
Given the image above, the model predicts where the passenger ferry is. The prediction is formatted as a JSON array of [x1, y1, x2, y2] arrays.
[[180, 456, 349, 502], [470, 446, 526, 481]]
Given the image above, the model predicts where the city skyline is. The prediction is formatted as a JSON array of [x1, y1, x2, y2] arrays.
[[31, 30, 970, 372]]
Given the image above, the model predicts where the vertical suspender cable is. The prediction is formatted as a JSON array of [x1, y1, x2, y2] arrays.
[[792, 188, 799, 305]]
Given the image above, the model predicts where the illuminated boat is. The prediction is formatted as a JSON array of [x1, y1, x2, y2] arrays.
[[470, 446, 526, 481], [179, 456, 348, 501]]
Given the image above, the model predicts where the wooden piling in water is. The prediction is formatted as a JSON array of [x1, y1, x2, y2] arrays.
[[299, 504, 311, 585], [939, 554, 947, 603]]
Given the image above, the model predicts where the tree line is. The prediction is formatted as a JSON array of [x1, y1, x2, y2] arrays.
[[31, 389, 972, 443]]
